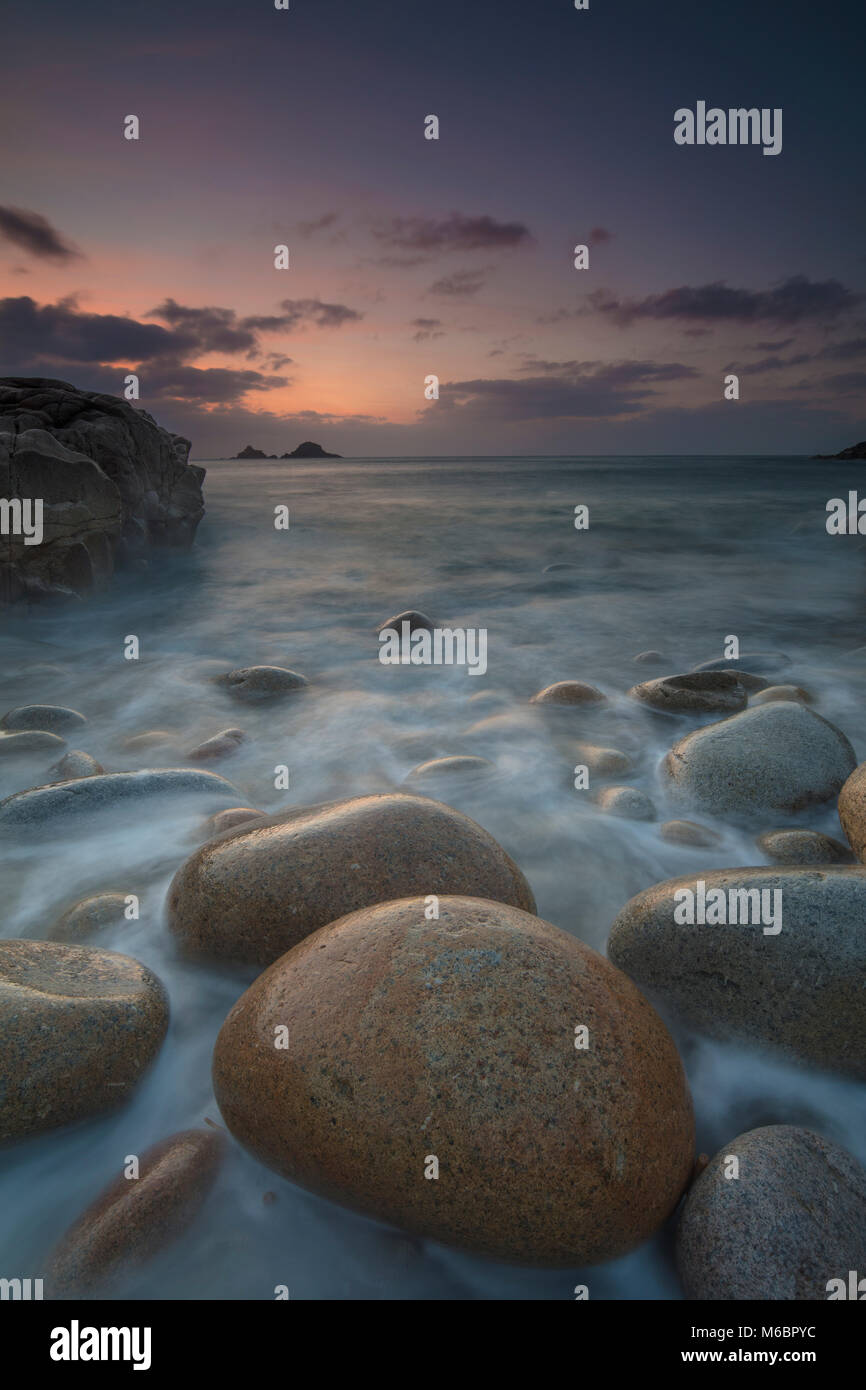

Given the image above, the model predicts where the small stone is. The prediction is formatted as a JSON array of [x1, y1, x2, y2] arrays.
[[208, 807, 266, 835], [0, 730, 66, 758], [1, 704, 87, 734], [633, 651, 668, 665], [756, 829, 853, 865], [751, 684, 812, 706], [186, 728, 246, 761], [214, 667, 309, 702], [530, 681, 606, 706], [376, 610, 435, 634], [628, 671, 746, 715], [573, 743, 633, 777], [404, 755, 494, 786], [597, 785, 656, 821], [51, 893, 131, 942], [48, 750, 104, 781], [660, 819, 721, 848]]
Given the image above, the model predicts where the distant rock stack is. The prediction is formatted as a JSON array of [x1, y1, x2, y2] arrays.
[[0, 377, 205, 603]]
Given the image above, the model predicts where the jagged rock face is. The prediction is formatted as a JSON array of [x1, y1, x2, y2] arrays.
[[0, 378, 205, 603]]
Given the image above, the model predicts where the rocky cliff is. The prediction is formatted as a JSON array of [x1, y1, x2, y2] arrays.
[[0, 378, 205, 603]]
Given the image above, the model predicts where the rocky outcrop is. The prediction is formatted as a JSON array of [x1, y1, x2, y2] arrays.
[[234, 445, 273, 459], [0, 378, 205, 603], [282, 441, 341, 458], [814, 441, 866, 460]]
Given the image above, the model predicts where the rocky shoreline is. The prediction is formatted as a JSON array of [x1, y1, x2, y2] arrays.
[[1, 642, 865, 1297]]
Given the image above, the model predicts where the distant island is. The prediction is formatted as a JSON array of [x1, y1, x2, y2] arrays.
[[234, 441, 342, 460], [814, 441, 866, 460]]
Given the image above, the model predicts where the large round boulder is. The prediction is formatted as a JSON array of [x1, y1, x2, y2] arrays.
[[0, 941, 169, 1141], [168, 793, 536, 966], [213, 895, 695, 1265], [676, 1126, 866, 1300], [607, 867, 866, 1078], [662, 702, 856, 819]]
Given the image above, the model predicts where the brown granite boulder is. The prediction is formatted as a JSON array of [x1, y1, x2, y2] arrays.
[[186, 728, 246, 761], [676, 1126, 866, 1300], [0, 941, 169, 1141], [213, 895, 694, 1265], [207, 806, 266, 835], [659, 819, 721, 848], [168, 793, 535, 966], [837, 761, 866, 860], [47, 1129, 225, 1295]]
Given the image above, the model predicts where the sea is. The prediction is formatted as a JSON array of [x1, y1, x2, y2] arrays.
[[1, 454, 865, 1300]]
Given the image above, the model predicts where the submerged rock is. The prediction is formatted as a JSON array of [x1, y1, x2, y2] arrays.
[[662, 703, 856, 819], [756, 829, 853, 865], [48, 750, 104, 781], [751, 684, 812, 706], [213, 895, 694, 1265], [51, 893, 132, 942], [404, 755, 495, 786], [676, 1127, 866, 1300], [659, 819, 721, 848], [628, 671, 746, 716], [186, 728, 246, 761], [0, 730, 66, 758], [633, 651, 668, 665], [168, 792, 536, 966], [208, 807, 266, 835], [48, 1129, 225, 1295], [376, 610, 435, 635], [597, 785, 656, 821], [691, 652, 790, 676], [573, 742, 633, 777], [530, 680, 606, 706], [213, 666, 309, 702], [0, 768, 240, 833], [2, 704, 86, 733], [0, 940, 168, 1141], [607, 867, 866, 1078]]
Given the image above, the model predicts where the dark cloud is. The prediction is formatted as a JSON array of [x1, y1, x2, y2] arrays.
[[148, 298, 259, 354], [277, 298, 363, 328], [590, 276, 861, 326], [0, 206, 82, 261], [411, 317, 444, 342], [141, 364, 290, 403], [428, 270, 487, 298], [0, 295, 193, 366], [297, 212, 339, 237], [578, 227, 613, 247], [374, 213, 532, 254], [820, 371, 866, 394], [753, 338, 794, 352], [426, 359, 700, 423], [819, 336, 866, 362], [724, 352, 812, 376]]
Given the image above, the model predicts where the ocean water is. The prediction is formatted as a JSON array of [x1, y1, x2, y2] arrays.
[[1, 454, 865, 1300]]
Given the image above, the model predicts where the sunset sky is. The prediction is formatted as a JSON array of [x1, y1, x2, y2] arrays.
[[1, 0, 864, 457]]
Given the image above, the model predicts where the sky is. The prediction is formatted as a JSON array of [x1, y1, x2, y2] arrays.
[[1, 0, 864, 457]]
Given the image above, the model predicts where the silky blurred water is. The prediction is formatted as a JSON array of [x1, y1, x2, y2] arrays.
[[1, 454, 865, 1299]]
